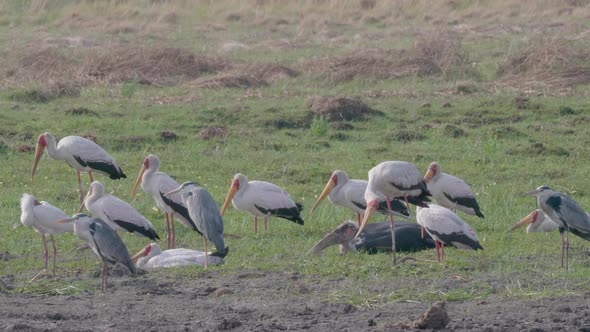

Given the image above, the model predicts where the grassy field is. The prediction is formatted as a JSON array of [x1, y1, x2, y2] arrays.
[[1, 0, 590, 304]]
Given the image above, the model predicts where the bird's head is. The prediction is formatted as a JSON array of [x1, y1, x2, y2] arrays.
[[132, 155, 159, 199], [509, 209, 540, 232], [131, 242, 161, 264], [423, 162, 440, 183], [31, 133, 49, 181], [307, 221, 358, 254], [310, 170, 346, 217], [221, 174, 243, 216], [164, 181, 198, 197], [525, 185, 551, 197]]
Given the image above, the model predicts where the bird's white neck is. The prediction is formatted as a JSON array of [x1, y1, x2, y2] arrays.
[[44, 135, 66, 160]]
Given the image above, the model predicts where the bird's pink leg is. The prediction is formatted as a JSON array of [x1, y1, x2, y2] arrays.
[[435, 241, 440, 262], [264, 216, 268, 232], [356, 213, 361, 225], [254, 216, 258, 234], [165, 213, 171, 249], [50, 235, 57, 276], [403, 195, 412, 218], [77, 171, 84, 204], [88, 171, 94, 183], [170, 214, 176, 249], [386, 197, 397, 264], [41, 233, 48, 270]]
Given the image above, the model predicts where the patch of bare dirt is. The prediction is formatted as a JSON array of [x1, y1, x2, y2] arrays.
[[0, 270, 588, 331], [307, 96, 383, 121]]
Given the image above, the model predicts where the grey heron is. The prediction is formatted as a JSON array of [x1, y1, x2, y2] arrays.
[[165, 181, 228, 269], [32, 132, 125, 203], [526, 185, 590, 270], [59, 213, 135, 291]]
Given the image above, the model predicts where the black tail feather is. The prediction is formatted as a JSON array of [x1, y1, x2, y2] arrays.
[[211, 247, 229, 258]]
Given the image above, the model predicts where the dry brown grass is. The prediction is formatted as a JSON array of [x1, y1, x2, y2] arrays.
[[497, 38, 590, 91], [307, 96, 383, 121], [2, 46, 232, 90], [189, 63, 298, 89], [302, 32, 469, 82]]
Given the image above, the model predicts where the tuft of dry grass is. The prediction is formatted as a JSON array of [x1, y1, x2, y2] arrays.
[[307, 96, 383, 121], [302, 32, 469, 82], [497, 37, 590, 90], [189, 63, 297, 89]]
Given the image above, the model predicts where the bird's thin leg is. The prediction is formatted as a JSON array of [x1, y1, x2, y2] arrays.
[[50, 235, 57, 276], [170, 214, 176, 249], [264, 216, 268, 232], [420, 226, 424, 239], [88, 171, 94, 183], [254, 216, 258, 234], [356, 213, 361, 225], [164, 213, 171, 249], [386, 197, 397, 264], [403, 195, 412, 218], [561, 232, 565, 267], [441, 242, 445, 261], [204, 238, 208, 269], [565, 231, 570, 271], [77, 171, 84, 204], [435, 241, 440, 262]]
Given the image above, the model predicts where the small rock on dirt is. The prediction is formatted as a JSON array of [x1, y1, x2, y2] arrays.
[[212, 287, 234, 297]]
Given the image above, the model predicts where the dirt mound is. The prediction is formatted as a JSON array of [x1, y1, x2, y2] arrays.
[[386, 301, 451, 330], [497, 38, 590, 90], [307, 96, 383, 121], [303, 32, 468, 82]]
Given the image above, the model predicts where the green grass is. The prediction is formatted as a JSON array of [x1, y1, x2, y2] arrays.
[[1, 0, 590, 304]]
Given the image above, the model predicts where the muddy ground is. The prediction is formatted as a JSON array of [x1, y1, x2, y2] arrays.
[[1, 268, 589, 332]]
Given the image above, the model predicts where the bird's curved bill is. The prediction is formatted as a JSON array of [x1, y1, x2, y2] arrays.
[[508, 210, 537, 232], [355, 204, 377, 239], [131, 165, 146, 199], [31, 143, 44, 181], [131, 245, 149, 263], [310, 179, 336, 217], [163, 187, 183, 197], [525, 188, 542, 196], [220, 181, 238, 216], [423, 168, 434, 183], [307, 228, 342, 255], [77, 187, 92, 213]]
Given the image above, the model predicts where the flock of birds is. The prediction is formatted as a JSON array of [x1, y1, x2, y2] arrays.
[[19, 132, 590, 290]]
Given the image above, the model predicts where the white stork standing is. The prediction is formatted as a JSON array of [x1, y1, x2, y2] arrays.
[[526, 185, 590, 270], [423, 162, 484, 218], [221, 173, 304, 234], [357, 161, 431, 263], [59, 213, 135, 292], [20, 193, 73, 278], [131, 154, 201, 249], [310, 170, 410, 224], [32, 132, 126, 203], [416, 204, 483, 262], [509, 209, 560, 233], [81, 181, 159, 241], [131, 243, 223, 270], [165, 181, 228, 269]]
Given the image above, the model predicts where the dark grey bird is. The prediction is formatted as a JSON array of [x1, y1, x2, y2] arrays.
[[308, 220, 437, 255], [165, 181, 228, 269], [59, 213, 135, 291], [526, 185, 590, 270]]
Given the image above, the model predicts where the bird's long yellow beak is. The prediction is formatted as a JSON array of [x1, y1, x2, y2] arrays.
[[131, 246, 149, 263], [131, 164, 146, 199], [509, 210, 537, 232], [355, 204, 377, 239], [423, 168, 434, 183], [57, 217, 77, 224], [221, 181, 239, 216], [31, 143, 44, 181], [78, 187, 92, 213], [310, 179, 336, 217]]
